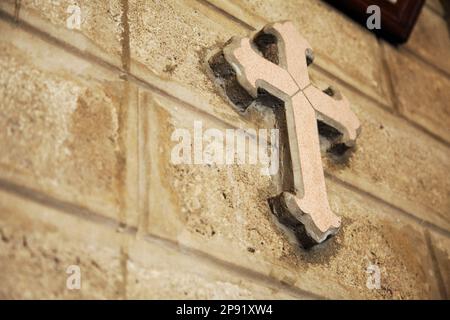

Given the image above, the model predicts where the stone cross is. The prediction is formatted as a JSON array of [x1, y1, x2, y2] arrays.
[[223, 21, 361, 245]]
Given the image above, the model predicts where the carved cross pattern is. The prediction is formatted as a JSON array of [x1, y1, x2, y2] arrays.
[[223, 21, 361, 245]]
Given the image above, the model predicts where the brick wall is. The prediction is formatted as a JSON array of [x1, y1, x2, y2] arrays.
[[0, 0, 449, 299]]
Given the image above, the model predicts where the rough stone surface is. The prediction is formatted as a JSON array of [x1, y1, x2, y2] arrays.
[[19, 0, 124, 67], [0, 0, 16, 16], [0, 0, 449, 300], [407, 7, 450, 74], [128, 0, 277, 130], [0, 21, 124, 221], [426, 0, 447, 16], [127, 239, 307, 299], [309, 71, 450, 231], [384, 43, 450, 144], [141, 89, 441, 299], [0, 190, 125, 299], [429, 232, 450, 299], [207, 0, 391, 106]]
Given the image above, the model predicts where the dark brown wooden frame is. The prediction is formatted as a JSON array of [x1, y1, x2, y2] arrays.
[[324, 0, 425, 43]]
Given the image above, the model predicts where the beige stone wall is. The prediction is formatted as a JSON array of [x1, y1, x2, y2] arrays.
[[0, 0, 449, 299]]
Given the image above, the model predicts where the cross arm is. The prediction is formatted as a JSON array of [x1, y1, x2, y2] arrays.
[[223, 36, 299, 99]]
